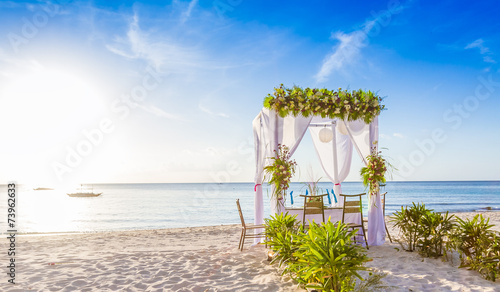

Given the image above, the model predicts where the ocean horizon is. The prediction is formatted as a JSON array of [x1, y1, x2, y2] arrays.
[[1, 181, 499, 235]]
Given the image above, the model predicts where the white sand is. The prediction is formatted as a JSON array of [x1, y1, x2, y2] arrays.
[[1, 211, 500, 291]]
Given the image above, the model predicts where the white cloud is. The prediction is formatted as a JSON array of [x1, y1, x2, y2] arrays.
[[314, 16, 388, 83], [0, 50, 43, 71], [180, 0, 198, 24], [314, 30, 367, 83], [465, 38, 496, 64], [137, 104, 185, 121], [483, 56, 496, 64], [393, 133, 404, 138], [198, 103, 229, 118], [106, 12, 202, 71], [314, 3, 408, 83], [465, 39, 489, 54]]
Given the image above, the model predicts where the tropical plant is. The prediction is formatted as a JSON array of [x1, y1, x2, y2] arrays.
[[391, 204, 500, 282], [354, 271, 393, 292], [264, 212, 300, 271], [289, 221, 369, 292], [418, 211, 455, 258], [390, 202, 431, 252], [263, 144, 297, 210], [446, 214, 500, 281], [263, 84, 384, 124], [480, 233, 500, 281]]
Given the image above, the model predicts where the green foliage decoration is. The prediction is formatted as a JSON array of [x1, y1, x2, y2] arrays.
[[360, 147, 388, 198], [263, 144, 297, 211], [263, 84, 385, 124]]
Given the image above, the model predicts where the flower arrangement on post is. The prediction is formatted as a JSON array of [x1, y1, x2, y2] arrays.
[[360, 147, 387, 199], [264, 144, 297, 212]]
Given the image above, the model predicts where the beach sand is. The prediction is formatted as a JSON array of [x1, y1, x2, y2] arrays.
[[2, 212, 500, 291]]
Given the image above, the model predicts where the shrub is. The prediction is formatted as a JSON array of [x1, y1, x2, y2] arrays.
[[264, 212, 300, 271], [390, 202, 431, 251], [289, 221, 369, 292], [480, 233, 500, 281], [418, 211, 455, 258], [447, 214, 500, 281], [389, 202, 500, 282]]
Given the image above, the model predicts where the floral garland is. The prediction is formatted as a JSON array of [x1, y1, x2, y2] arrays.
[[263, 84, 384, 124], [360, 147, 387, 197], [263, 144, 297, 208]]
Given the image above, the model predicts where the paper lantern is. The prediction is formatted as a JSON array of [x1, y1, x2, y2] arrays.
[[319, 127, 333, 143], [337, 121, 349, 135]]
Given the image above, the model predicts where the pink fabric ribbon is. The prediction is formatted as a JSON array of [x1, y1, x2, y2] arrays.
[[254, 184, 261, 191], [335, 183, 340, 186]]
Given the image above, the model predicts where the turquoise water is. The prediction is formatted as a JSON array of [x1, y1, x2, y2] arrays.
[[0, 181, 499, 234]]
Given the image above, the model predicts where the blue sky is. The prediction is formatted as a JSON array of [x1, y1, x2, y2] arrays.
[[0, 0, 499, 186]]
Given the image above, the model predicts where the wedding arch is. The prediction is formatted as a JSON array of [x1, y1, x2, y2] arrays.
[[253, 85, 386, 246]]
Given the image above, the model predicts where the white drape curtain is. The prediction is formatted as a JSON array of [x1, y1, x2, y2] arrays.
[[343, 117, 384, 245], [253, 109, 311, 242], [269, 112, 312, 214], [309, 124, 353, 201], [252, 110, 270, 243], [366, 118, 384, 246]]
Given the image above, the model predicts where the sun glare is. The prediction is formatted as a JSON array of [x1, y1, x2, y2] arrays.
[[1, 66, 108, 185], [3, 68, 107, 139]]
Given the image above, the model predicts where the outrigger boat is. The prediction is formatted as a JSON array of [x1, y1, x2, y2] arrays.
[[67, 185, 102, 197]]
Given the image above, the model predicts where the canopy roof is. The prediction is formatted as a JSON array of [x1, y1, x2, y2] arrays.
[[263, 84, 384, 123]]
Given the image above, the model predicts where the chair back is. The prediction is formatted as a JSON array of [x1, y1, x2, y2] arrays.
[[236, 199, 246, 227], [300, 194, 327, 225], [380, 192, 387, 215], [304, 201, 324, 214], [340, 193, 366, 223]]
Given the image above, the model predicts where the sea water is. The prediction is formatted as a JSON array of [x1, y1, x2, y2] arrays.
[[0, 181, 499, 234]]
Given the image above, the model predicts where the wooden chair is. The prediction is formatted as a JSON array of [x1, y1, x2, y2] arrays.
[[236, 199, 266, 251], [339, 193, 369, 249], [299, 194, 328, 228], [363, 192, 392, 243]]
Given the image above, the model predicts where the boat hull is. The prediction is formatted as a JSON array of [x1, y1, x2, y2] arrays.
[[67, 193, 102, 197]]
